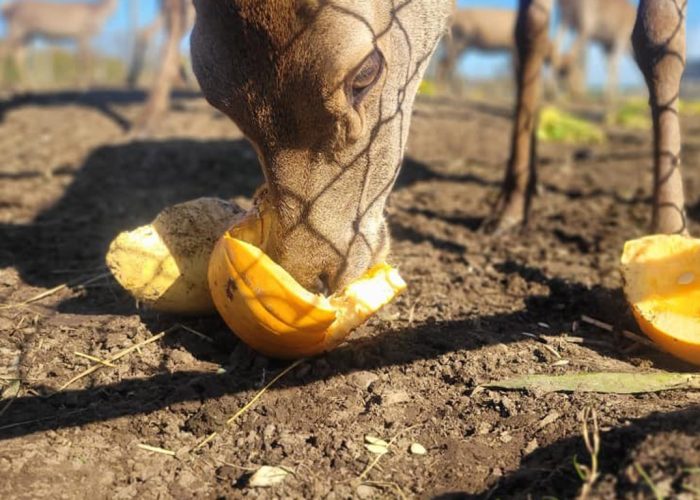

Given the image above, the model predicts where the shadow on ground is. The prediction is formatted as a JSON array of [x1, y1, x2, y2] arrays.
[[0, 89, 202, 131], [435, 405, 700, 498], [1, 138, 262, 309]]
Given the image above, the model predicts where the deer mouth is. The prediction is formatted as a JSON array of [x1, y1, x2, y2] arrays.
[[242, 185, 391, 295]]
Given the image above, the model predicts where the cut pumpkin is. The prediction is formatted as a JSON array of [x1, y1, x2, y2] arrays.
[[621, 234, 700, 366], [208, 213, 406, 359], [106, 197, 245, 314]]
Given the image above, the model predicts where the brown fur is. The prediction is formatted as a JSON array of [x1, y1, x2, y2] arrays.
[[191, 0, 452, 292]]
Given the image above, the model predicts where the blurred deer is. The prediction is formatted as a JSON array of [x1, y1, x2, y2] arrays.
[[490, 0, 689, 237], [555, 0, 637, 100], [436, 7, 561, 93], [126, 5, 193, 91], [131, 0, 194, 133], [126, 11, 163, 89], [0, 0, 118, 87]]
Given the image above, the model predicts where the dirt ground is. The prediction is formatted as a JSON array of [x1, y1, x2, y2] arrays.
[[1, 89, 700, 499]]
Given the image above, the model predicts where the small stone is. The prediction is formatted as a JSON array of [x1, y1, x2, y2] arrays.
[[381, 389, 410, 406], [410, 442, 427, 455], [499, 432, 513, 443], [348, 371, 379, 391], [365, 444, 388, 455], [524, 438, 539, 455], [356, 484, 378, 499], [477, 422, 493, 435], [263, 424, 277, 442]]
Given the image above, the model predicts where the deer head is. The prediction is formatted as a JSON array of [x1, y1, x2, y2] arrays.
[[191, 0, 451, 293]]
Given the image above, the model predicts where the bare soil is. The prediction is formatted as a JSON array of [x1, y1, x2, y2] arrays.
[[1, 90, 700, 499]]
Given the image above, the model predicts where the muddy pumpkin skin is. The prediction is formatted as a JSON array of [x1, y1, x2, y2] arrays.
[[208, 208, 406, 359], [621, 235, 700, 366], [106, 198, 245, 314]]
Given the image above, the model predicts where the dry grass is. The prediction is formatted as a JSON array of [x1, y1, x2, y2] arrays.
[[190, 358, 306, 453], [1, 271, 110, 310], [359, 425, 419, 481], [55, 326, 178, 393], [575, 407, 601, 500]]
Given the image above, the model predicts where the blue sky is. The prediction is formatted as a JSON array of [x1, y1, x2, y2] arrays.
[[453, 0, 700, 87], [2, 0, 699, 88]]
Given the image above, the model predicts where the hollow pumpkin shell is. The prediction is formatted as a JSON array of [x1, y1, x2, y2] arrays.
[[208, 214, 406, 359], [621, 234, 700, 366]]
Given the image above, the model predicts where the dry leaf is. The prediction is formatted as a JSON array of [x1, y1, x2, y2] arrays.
[[484, 372, 700, 394], [248, 465, 291, 487], [364, 435, 389, 447]]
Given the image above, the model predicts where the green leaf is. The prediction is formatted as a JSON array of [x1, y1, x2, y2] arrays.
[[483, 372, 700, 394]]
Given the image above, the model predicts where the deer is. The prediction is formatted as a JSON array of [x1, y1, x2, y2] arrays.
[[126, 2, 194, 92], [131, 0, 195, 133], [189, 0, 453, 292], [126, 11, 164, 89], [436, 8, 518, 88], [436, 7, 560, 93], [490, 0, 688, 238], [186, 0, 688, 296], [555, 0, 637, 100], [0, 0, 118, 88]]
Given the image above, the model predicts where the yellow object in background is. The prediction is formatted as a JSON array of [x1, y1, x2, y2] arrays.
[[621, 235, 700, 366], [537, 106, 605, 145]]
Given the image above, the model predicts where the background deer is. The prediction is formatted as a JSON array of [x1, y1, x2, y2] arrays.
[[132, 0, 194, 133], [491, 0, 689, 237], [125, 10, 163, 89], [436, 7, 560, 94], [556, 0, 637, 100], [0, 0, 117, 88]]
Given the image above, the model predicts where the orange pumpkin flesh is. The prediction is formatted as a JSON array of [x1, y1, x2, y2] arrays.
[[621, 235, 700, 365], [208, 209, 407, 359]]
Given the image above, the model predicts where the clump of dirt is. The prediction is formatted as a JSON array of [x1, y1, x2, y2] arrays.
[[1, 91, 699, 499]]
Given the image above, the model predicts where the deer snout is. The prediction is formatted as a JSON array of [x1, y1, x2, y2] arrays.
[[259, 193, 391, 295]]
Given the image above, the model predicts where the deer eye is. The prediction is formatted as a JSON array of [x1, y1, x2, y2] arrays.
[[348, 49, 384, 106]]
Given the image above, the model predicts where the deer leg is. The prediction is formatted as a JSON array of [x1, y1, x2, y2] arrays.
[[567, 30, 588, 98], [604, 44, 623, 103], [77, 37, 93, 89], [485, 0, 553, 232], [632, 0, 688, 235], [132, 0, 186, 133], [437, 39, 463, 93], [10, 42, 29, 91], [2, 29, 29, 91]]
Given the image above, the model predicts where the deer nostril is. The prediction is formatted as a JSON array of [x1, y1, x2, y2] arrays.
[[317, 272, 331, 296]]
